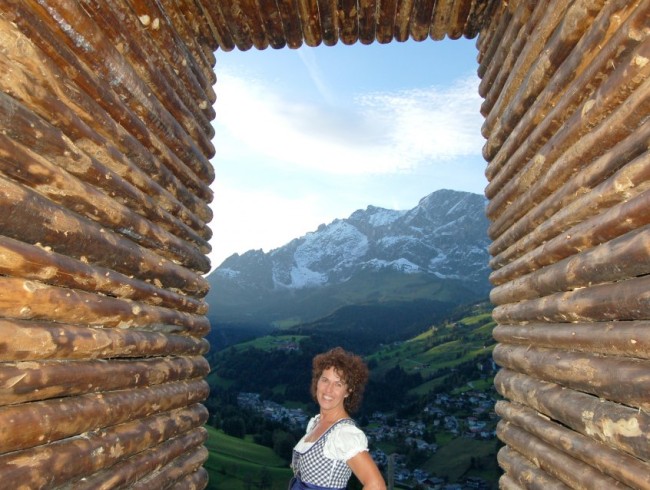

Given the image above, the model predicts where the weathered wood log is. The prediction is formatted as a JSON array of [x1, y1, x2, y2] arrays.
[[130, 445, 209, 489], [483, 0, 637, 166], [168, 468, 209, 490], [338, 0, 360, 45], [156, 0, 217, 80], [7, 0, 215, 185], [493, 344, 650, 410], [0, 318, 209, 361], [63, 427, 207, 490], [0, 90, 211, 249], [496, 401, 650, 489], [0, 12, 214, 212], [480, 0, 571, 147], [296, 0, 323, 46], [490, 225, 650, 304], [0, 277, 209, 337], [0, 178, 210, 292], [0, 236, 207, 315], [492, 321, 650, 360], [463, 0, 493, 39], [83, 0, 215, 139], [475, 0, 508, 68], [0, 130, 211, 270], [316, 0, 339, 46], [410, 0, 436, 42], [0, 356, 209, 405], [210, 0, 254, 50], [498, 473, 527, 490], [375, 0, 397, 43], [492, 273, 650, 325], [275, 0, 304, 48], [483, 0, 643, 186], [487, 47, 650, 233], [20, 0, 216, 170], [233, 0, 270, 50], [489, 190, 650, 286], [497, 421, 631, 489], [128, 0, 220, 100], [358, 0, 378, 44], [497, 446, 571, 490], [429, 0, 453, 41], [0, 404, 208, 489], [446, 0, 472, 39], [394, 0, 415, 42], [0, 378, 209, 453], [478, 0, 536, 98], [197, 0, 238, 52], [479, 0, 566, 116], [494, 369, 650, 461], [489, 118, 650, 261], [256, 0, 287, 49], [175, 0, 221, 55]]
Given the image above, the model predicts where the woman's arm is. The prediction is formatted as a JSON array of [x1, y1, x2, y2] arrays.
[[347, 451, 387, 490]]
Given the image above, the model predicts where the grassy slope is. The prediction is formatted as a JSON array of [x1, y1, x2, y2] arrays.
[[203, 426, 293, 490]]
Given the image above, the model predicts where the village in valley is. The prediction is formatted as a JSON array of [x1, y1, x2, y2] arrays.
[[237, 387, 498, 490]]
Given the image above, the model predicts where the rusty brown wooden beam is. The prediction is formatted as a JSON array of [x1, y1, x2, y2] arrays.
[[497, 421, 631, 489], [489, 189, 650, 287], [129, 446, 209, 489], [0, 277, 209, 338], [492, 321, 650, 360], [358, 0, 378, 44], [493, 273, 650, 325], [0, 319, 209, 362], [0, 131, 210, 269], [0, 356, 209, 406], [487, 35, 650, 231], [296, 0, 323, 46], [0, 379, 208, 453], [0, 178, 210, 293], [488, 119, 650, 262], [484, 0, 642, 184], [493, 344, 650, 410], [494, 369, 650, 461], [0, 404, 208, 489], [497, 446, 571, 490], [0, 237, 208, 315], [0, 11, 215, 211], [496, 401, 650, 489], [67, 428, 208, 490], [490, 225, 650, 304]]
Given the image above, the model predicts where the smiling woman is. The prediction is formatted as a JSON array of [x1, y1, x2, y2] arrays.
[[291, 347, 385, 490]]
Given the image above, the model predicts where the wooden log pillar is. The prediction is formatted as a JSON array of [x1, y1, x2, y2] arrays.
[[478, 0, 650, 487], [0, 0, 216, 487]]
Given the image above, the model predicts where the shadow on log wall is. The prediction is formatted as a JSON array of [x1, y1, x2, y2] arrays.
[[0, 0, 648, 488]]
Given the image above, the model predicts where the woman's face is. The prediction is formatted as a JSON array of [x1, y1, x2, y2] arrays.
[[316, 366, 349, 413]]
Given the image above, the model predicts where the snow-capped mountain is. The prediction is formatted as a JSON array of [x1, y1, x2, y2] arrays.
[[206, 189, 491, 327], [214, 189, 489, 288]]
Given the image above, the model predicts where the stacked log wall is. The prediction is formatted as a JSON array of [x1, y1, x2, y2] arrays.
[[477, 0, 650, 488], [0, 0, 214, 487], [1, 0, 649, 488]]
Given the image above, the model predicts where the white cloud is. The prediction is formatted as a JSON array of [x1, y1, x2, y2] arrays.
[[212, 71, 484, 176]]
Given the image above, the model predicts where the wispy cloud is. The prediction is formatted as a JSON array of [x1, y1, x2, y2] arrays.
[[212, 71, 484, 176]]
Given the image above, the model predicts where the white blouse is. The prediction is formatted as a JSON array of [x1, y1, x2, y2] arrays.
[[294, 416, 369, 461]]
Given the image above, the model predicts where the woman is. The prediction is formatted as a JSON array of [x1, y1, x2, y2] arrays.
[[290, 347, 386, 490]]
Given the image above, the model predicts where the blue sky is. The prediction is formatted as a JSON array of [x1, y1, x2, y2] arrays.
[[209, 38, 486, 269]]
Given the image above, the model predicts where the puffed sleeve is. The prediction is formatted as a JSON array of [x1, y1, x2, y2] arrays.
[[323, 424, 369, 461]]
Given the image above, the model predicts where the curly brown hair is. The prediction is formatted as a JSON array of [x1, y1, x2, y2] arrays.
[[310, 347, 369, 413]]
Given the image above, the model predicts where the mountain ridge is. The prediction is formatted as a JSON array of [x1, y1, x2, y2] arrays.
[[206, 189, 491, 329]]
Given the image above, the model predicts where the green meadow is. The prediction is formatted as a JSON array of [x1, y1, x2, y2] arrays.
[[204, 425, 293, 490]]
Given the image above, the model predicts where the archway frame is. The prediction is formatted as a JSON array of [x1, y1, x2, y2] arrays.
[[0, 0, 648, 488]]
